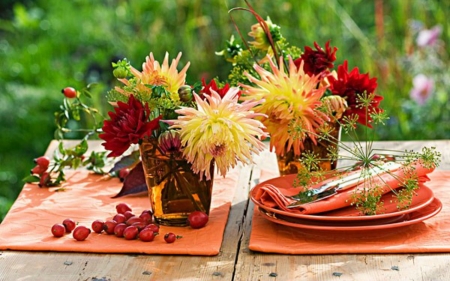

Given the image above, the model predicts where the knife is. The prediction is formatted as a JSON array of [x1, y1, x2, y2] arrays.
[[286, 161, 402, 208]]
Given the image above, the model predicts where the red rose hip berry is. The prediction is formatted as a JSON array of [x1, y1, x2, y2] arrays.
[[62, 218, 77, 233], [144, 223, 160, 234], [91, 219, 105, 234], [187, 211, 209, 229], [139, 228, 156, 242], [103, 220, 118, 234], [123, 225, 139, 240], [62, 87, 77, 98], [112, 213, 127, 224], [139, 210, 153, 224], [38, 172, 51, 187], [51, 223, 66, 237], [125, 216, 143, 226], [73, 226, 91, 241], [116, 203, 132, 214], [114, 223, 128, 238], [34, 156, 50, 168], [123, 210, 134, 219], [31, 165, 47, 175], [164, 232, 181, 243]]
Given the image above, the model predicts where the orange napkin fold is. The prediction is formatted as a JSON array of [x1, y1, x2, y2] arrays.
[[254, 161, 434, 214], [0, 168, 239, 256], [249, 170, 450, 254]]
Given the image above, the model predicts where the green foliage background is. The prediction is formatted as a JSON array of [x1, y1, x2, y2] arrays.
[[0, 0, 448, 221]]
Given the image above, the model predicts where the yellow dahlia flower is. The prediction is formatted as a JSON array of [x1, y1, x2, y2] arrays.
[[169, 87, 268, 180], [115, 52, 190, 102], [248, 17, 281, 52], [240, 56, 329, 156]]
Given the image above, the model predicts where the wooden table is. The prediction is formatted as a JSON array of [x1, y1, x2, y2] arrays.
[[1, 140, 450, 281]]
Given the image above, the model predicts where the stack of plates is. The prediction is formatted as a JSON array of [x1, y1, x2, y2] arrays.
[[250, 174, 442, 231]]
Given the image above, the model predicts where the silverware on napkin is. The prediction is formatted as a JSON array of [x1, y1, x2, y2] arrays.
[[286, 161, 402, 208]]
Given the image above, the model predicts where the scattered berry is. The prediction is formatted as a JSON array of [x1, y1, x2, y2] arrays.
[[131, 221, 147, 231], [116, 203, 132, 214], [139, 210, 153, 224], [62, 218, 76, 233], [187, 211, 209, 229], [123, 210, 134, 219], [113, 223, 128, 238], [91, 219, 105, 234], [144, 223, 160, 234], [51, 223, 66, 237], [73, 226, 91, 241], [164, 232, 181, 243], [139, 228, 156, 242], [62, 87, 77, 98], [50, 205, 156, 243], [126, 216, 143, 226], [123, 225, 139, 240], [112, 213, 127, 224], [103, 220, 118, 235]]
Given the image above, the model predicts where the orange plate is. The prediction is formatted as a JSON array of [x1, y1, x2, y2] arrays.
[[250, 174, 435, 221], [258, 198, 442, 231]]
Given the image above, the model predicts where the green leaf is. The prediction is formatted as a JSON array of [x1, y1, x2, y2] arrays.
[[58, 141, 66, 155], [74, 139, 89, 155], [23, 175, 40, 183], [72, 108, 81, 121], [71, 157, 82, 169]]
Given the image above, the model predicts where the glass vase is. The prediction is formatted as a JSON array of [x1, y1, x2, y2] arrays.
[[277, 123, 341, 176], [139, 139, 214, 226]]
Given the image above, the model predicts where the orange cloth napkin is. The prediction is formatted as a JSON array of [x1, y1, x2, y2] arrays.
[[0, 168, 239, 256], [254, 162, 433, 214], [249, 170, 450, 254]]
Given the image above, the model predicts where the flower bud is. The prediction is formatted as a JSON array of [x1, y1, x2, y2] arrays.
[[158, 130, 182, 158], [113, 67, 128, 79], [178, 85, 193, 102]]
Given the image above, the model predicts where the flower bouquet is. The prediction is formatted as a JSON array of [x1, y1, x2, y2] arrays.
[[217, 5, 385, 176], [100, 52, 268, 225], [215, 3, 441, 215], [25, 51, 268, 226]]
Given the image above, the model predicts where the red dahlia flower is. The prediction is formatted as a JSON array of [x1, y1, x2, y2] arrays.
[[200, 78, 241, 99], [328, 61, 383, 127], [100, 95, 161, 157], [294, 41, 337, 76]]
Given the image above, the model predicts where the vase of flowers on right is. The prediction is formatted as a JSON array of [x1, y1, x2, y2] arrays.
[[276, 122, 341, 176]]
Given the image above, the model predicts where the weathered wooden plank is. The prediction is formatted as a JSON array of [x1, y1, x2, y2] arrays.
[[235, 253, 450, 280]]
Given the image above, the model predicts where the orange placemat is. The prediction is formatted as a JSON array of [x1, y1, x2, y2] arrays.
[[0, 168, 239, 256], [249, 170, 450, 254]]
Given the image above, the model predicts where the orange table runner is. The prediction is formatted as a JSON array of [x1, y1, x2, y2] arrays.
[[0, 168, 239, 256], [249, 170, 450, 254]]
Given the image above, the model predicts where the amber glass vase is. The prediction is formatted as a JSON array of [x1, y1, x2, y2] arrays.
[[139, 139, 214, 226], [277, 123, 341, 176]]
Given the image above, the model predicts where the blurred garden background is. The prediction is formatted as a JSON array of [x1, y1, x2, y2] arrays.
[[0, 0, 448, 221]]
